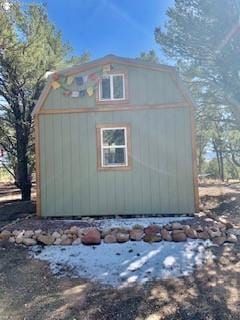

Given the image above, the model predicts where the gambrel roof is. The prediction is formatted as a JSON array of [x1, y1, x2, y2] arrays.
[[32, 54, 195, 116]]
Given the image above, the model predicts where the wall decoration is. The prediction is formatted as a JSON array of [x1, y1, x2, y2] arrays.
[[75, 76, 84, 86], [87, 86, 94, 96], [51, 81, 61, 90], [67, 76, 74, 85], [102, 64, 112, 74], [63, 90, 72, 96], [52, 73, 60, 81], [51, 64, 114, 98], [88, 73, 98, 82], [83, 75, 88, 83], [79, 89, 86, 97], [71, 91, 79, 98]]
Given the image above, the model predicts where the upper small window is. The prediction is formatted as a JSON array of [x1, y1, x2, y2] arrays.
[[99, 74, 125, 101]]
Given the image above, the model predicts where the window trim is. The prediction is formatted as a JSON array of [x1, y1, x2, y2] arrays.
[[100, 127, 128, 168], [96, 70, 128, 105], [96, 124, 132, 171], [99, 73, 125, 101]]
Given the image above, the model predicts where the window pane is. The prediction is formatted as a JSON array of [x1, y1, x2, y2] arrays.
[[101, 77, 110, 99], [113, 75, 124, 99], [102, 129, 125, 146], [103, 147, 125, 165]]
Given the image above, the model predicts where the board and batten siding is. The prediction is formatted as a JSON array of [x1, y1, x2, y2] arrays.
[[39, 107, 195, 217], [42, 64, 184, 110]]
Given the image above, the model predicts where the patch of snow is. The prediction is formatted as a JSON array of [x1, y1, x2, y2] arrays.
[[95, 216, 192, 229], [30, 239, 212, 288]]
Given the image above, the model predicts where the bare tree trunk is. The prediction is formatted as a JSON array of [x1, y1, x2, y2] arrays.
[[15, 122, 32, 201], [219, 150, 224, 181], [213, 140, 224, 181], [213, 141, 221, 179]]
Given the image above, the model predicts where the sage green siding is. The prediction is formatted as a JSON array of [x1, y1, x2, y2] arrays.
[[42, 63, 184, 110], [39, 107, 195, 216]]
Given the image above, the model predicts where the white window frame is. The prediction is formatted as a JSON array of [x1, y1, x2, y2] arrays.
[[99, 74, 125, 101], [100, 127, 128, 167]]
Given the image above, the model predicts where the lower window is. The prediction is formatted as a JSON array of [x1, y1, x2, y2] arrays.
[[96, 125, 131, 170]]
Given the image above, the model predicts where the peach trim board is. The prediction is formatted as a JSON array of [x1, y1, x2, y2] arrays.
[[34, 115, 41, 217], [190, 106, 199, 213], [38, 102, 192, 115], [96, 124, 132, 171]]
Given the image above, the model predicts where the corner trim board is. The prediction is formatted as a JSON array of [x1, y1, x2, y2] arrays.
[[190, 107, 200, 213], [35, 115, 41, 217]]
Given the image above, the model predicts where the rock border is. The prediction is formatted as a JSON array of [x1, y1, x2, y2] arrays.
[[0, 219, 238, 246]]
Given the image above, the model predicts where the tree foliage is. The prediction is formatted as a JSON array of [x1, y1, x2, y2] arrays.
[[155, 0, 240, 122], [0, 1, 89, 199], [139, 50, 159, 63], [155, 0, 240, 180]]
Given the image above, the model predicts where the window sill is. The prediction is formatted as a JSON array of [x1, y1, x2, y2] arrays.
[[96, 98, 129, 105], [97, 164, 132, 171]]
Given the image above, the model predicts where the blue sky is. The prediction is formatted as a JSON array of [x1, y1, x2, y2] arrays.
[[22, 0, 174, 61]]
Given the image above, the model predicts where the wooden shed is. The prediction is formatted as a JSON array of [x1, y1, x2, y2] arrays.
[[33, 55, 199, 217]]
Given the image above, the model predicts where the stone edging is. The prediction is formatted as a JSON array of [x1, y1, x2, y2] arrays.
[[0, 220, 238, 246]]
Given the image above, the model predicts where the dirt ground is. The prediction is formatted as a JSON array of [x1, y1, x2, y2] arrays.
[[0, 182, 239, 320]]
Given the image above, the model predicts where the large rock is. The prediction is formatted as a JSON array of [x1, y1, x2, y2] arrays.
[[24, 230, 34, 238], [115, 228, 129, 234], [9, 237, 15, 243], [226, 228, 240, 236], [34, 229, 42, 236], [164, 224, 172, 231], [72, 238, 81, 245], [15, 235, 24, 244], [132, 224, 144, 230], [185, 227, 197, 239], [226, 234, 238, 243], [130, 229, 144, 241], [81, 228, 101, 245], [22, 238, 37, 246], [195, 225, 203, 232], [0, 230, 11, 241], [60, 234, 68, 241], [144, 225, 161, 235], [116, 233, 129, 243], [12, 230, 21, 237], [171, 222, 184, 230], [52, 231, 61, 239], [172, 230, 187, 242], [37, 234, 55, 245], [197, 231, 209, 240], [54, 238, 62, 245], [69, 226, 80, 235], [212, 236, 227, 245], [208, 228, 222, 239], [143, 234, 161, 242], [104, 234, 117, 243], [224, 222, 234, 230], [217, 222, 226, 231], [60, 238, 72, 245], [160, 228, 172, 241], [101, 229, 111, 238]]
